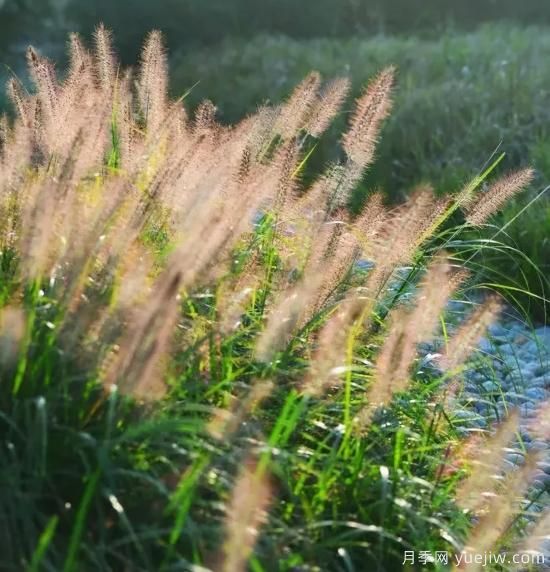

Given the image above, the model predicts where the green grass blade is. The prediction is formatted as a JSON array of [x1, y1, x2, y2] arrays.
[[28, 515, 59, 572]]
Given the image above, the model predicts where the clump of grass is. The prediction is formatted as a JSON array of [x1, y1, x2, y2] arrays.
[[0, 28, 547, 570]]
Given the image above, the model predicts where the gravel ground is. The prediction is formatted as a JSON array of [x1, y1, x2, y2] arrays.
[[468, 317, 550, 568], [421, 302, 550, 567]]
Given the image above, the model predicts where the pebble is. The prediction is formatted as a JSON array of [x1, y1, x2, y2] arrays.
[[506, 452, 525, 465], [530, 376, 548, 388], [488, 323, 507, 337], [529, 440, 549, 452], [525, 388, 547, 401], [482, 380, 501, 393], [478, 338, 494, 353]]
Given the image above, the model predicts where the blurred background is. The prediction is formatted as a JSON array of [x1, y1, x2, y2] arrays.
[[1, 0, 550, 317]]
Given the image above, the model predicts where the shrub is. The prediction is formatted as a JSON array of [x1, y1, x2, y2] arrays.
[[0, 28, 547, 570]]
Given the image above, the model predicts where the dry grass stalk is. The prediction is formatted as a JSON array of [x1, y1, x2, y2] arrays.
[[221, 459, 272, 572]]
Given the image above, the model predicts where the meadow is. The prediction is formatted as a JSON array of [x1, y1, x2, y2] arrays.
[[0, 26, 549, 571]]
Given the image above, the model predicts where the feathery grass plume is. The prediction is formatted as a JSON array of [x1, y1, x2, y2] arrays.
[[341, 66, 395, 169], [26, 46, 58, 126], [456, 454, 539, 572], [304, 193, 459, 398], [302, 214, 348, 274], [94, 24, 115, 93], [311, 229, 359, 301], [302, 293, 362, 396], [27, 38, 112, 179], [409, 258, 469, 342], [68, 32, 91, 77], [0, 113, 33, 199], [364, 306, 413, 406], [323, 67, 394, 208], [296, 216, 360, 323], [360, 188, 450, 298], [0, 306, 25, 365], [66, 100, 112, 186], [2, 83, 35, 206], [193, 99, 218, 136], [6, 78, 30, 128], [278, 174, 330, 258], [305, 76, 351, 138], [18, 178, 57, 280], [138, 30, 168, 133], [352, 191, 387, 246], [221, 459, 272, 572], [273, 139, 301, 211], [102, 270, 182, 399], [0, 113, 7, 146], [454, 410, 520, 512], [439, 295, 503, 373], [436, 432, 485, 480], [325, 160, 365, 210], [217, 268, 262, 335], [463, 168, 534, 226], [115, 68, 140, 170], [258, 210, 355, 364], [370, 187, 432, 264], [356, 255, 462, 426], [274, 71, 321, 140], [255, 276, 322, 363]]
